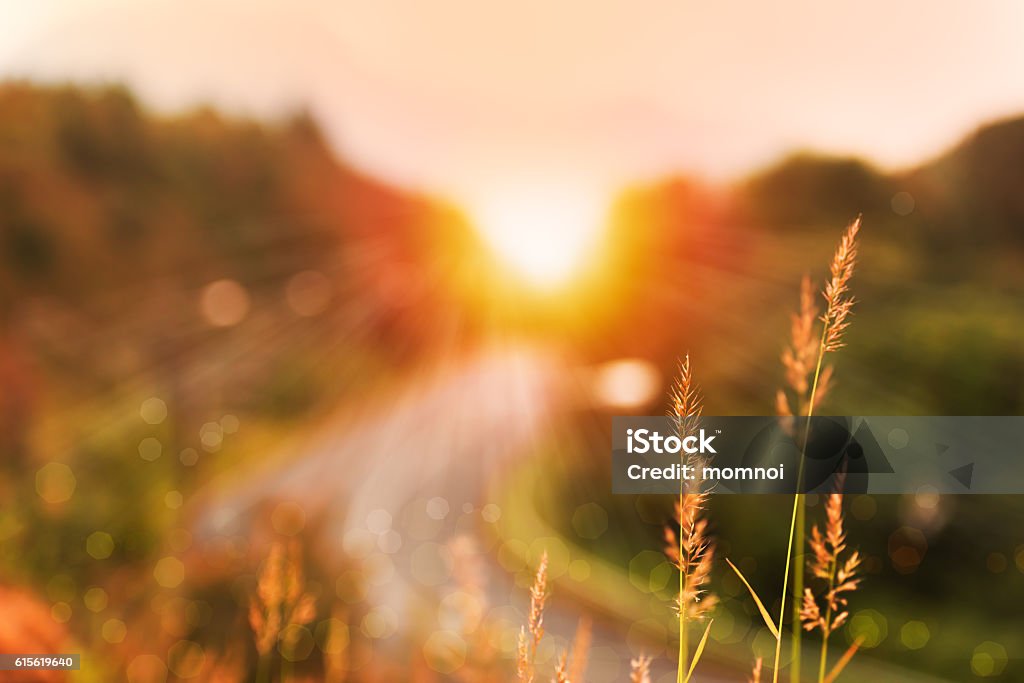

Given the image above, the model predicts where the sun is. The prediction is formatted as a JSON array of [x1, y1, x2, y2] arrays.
[[467, 186, 608, 290]]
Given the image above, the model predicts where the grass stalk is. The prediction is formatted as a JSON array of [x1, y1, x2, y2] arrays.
[[791, 495, 806, 682], [517, 552, 549, 683], [775, 218, 860, 683], [255, 655, 270, 683], [777, 300, 829, 683], [677, 471, 688, 683], [631, 654, 653, 683], [801, 463, 863, 683], [667, 354, 715, 683], [773, 491, 798, 683], [790, 322, 828, 682], [816, 504, 840, 683]]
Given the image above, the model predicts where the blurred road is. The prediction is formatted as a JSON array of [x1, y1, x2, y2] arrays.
[[186, 346, 953, 683], [186, 343, 711, 682]]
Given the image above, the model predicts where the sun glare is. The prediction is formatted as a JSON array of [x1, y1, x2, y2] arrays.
[[468, 187, 607, 289]]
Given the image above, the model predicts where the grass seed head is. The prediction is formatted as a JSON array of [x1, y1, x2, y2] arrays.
[[750, 656, 763, 683], [630, 654, 652, 683]]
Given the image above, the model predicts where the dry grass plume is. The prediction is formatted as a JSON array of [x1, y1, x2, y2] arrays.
[[774, 218, 861, 683], [517, 552, 549, 683], [630, 654, 653, 683], [666, 354, 717, 682], [801, 485, 862, 683], [249, 541, 317, 682]]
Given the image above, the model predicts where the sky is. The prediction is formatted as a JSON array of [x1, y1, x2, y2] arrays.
[[4, 0, 1024, 214]]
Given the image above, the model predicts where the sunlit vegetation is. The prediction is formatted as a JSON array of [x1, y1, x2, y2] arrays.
[[1, 83, 1023, 681]]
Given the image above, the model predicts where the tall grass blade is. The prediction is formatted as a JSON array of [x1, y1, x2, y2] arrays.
[[683, 619, 714, 683], [726, 558, 779, 640], [822, 637, 863, 683]]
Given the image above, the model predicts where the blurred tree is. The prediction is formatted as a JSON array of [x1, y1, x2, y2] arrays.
[[739, 153, 893, 230], [906, 116, 1024, 250]]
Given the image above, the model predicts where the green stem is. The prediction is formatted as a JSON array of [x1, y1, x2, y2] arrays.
[[773, 492, 800, 683], [775, 324, 830, 683], [797, 328, 829, 683], [255, 654, 270, 683], [678, 479, 688, 683], [818, 631, 829, 683], [818, 562, 838, 683], [679, 609, 688, 683], [791, 496, 806, 683]]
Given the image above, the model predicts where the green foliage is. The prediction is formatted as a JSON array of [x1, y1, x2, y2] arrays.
[[908, 116, 1024, 248], [739, 153, 893, 230]]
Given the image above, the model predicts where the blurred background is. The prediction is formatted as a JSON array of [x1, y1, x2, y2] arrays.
[[0, 2, 1022, 681]]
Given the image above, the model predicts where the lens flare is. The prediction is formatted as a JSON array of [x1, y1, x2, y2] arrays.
[[468, 186, 607, 289]]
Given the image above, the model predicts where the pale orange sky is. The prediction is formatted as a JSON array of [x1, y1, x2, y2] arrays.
[[5, 0, 1024, 205]]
